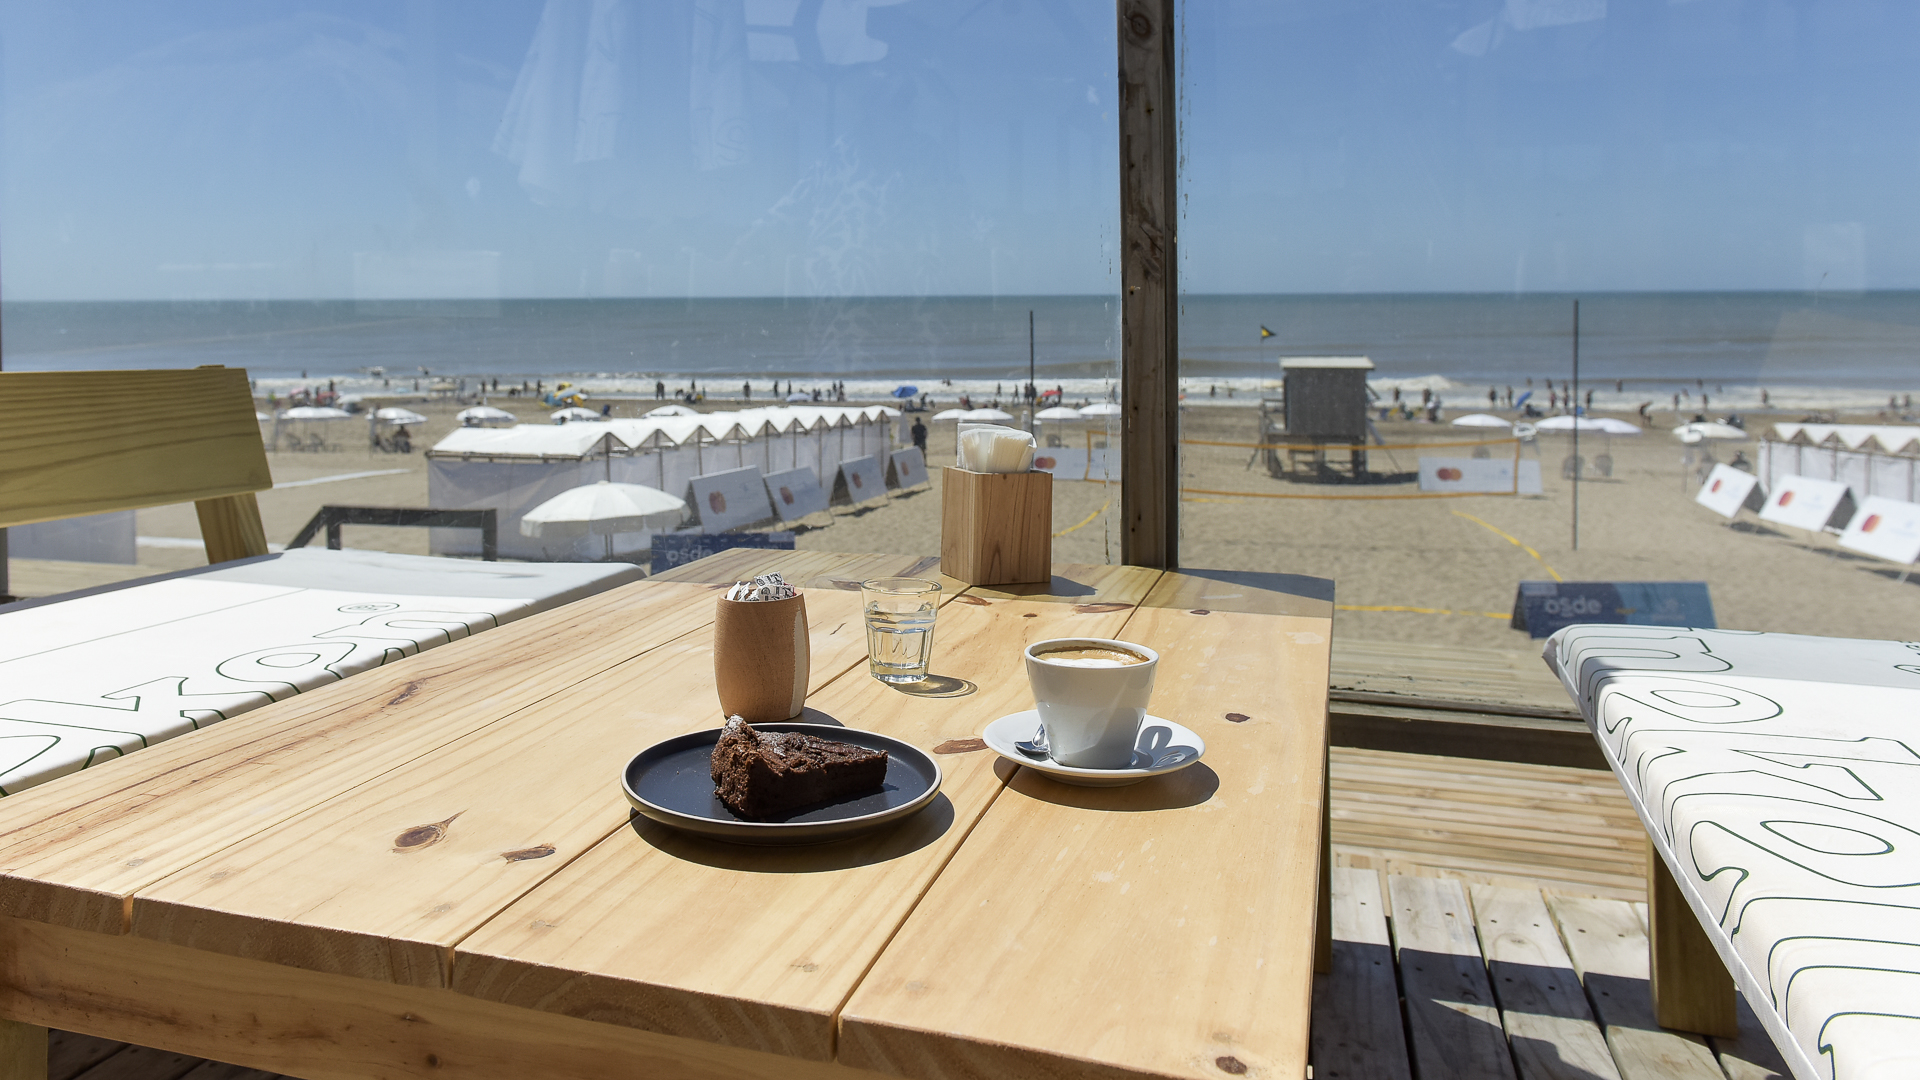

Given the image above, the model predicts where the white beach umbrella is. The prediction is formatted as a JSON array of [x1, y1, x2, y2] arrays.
[[278, 406, 353, 420], [374, 407, 429, 425], [1535, 415, 1611, 433], [1035, 406, 1084, 420], [1078, 402, 1122, 417], [930, 408, 969, 421], [1449, 413, 1513, 428], [456, 405, 517, 427], [1673, 421, 1747, 443], [254, 411, 271, 421], [520, 481, 688, 558], [1593, 418, 1642, 435], [786, 392, 814, 402], [963, 407, 1015, 421], [643, 404, 698, 418], [551, 406, 604, 423]]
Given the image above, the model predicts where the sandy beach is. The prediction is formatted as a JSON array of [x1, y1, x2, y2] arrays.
[[9, 396, 1917, 652]]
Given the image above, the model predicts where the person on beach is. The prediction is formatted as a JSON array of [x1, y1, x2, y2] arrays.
[[743, 381, 752, 401], [655, 381, 665, 400], [911, 418, 928, 454]]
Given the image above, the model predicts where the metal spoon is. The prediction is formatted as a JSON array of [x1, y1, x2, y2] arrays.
[[1014, 723, 1050, 759]]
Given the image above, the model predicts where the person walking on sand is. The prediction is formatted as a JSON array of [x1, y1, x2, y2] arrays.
[[911, 417, 928, 454], [655, 381, 665, 400]]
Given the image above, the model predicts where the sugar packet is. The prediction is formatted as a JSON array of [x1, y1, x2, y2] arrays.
[[726, 572, 797, 601]]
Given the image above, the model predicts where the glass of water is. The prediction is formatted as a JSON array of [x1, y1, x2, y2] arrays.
[[860, 578, 941, 683]]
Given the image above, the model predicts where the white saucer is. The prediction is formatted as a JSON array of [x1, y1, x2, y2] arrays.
[[981, 711, 1206, 787]]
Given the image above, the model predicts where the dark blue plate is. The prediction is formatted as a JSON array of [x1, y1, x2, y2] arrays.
[[621, 723, 943, 845]]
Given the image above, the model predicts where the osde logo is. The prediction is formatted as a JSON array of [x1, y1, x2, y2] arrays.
[[1542, 595, 1603, 617]]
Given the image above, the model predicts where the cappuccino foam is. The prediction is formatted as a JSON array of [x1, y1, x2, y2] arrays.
[[1033, 645, 1150, 668]]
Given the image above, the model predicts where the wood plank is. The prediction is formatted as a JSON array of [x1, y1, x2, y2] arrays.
[[1329, 639, 1572, 714], [449, 564, 1165, 1063], [0, 1019, 44, 1080], [0, 550, 904, 935], [48, 1032, 121, 1080], [837, 569, 1332, 1080], [1310, 867, 1412, 1080], [127, 560, 953, 992], [0, 369, 271, 528], [1648, 839, 1736, 1037], [1330, 706, 1603, 770], [1544, 894, 1724, 1080], [1711, 994, 1791, 1080], [1117, 0, 1179, 569], [173, 1062, 282, 1080], [1386, 875, 1517, 1080], [0, 915, 885, 1080], [192, 494, 268, 565], [1469, 884, 1621, 1080]]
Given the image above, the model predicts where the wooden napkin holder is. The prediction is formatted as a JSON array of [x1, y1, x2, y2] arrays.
[[941, 466, 1052, 586], [713, 592, 810, 721]]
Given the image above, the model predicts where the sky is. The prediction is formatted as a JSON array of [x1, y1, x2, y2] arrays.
[[0, 0, 1916, 300]]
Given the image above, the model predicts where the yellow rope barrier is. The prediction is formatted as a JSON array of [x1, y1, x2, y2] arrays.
[[1054, 499, 1110, 538], [1450, 510, 1564, 582]]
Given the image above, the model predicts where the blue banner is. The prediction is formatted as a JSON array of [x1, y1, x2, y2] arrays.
[[1511, 581, 1716, 639]]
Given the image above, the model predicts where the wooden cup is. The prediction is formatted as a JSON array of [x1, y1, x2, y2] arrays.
[[713, 592, 811, 722]]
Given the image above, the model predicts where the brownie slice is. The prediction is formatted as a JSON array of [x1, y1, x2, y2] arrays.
[[710, 716, 889, 821]]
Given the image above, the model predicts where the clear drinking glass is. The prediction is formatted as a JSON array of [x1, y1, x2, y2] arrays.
[[860, 578, 941, 684]]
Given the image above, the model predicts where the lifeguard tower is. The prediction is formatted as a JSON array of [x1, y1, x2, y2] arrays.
[[1260, 356, 1374, 480]]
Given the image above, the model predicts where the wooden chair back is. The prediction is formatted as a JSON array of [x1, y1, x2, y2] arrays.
[[0, 366, 273, 563]]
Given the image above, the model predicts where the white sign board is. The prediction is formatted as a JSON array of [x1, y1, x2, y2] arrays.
[[687, 465, 775, 533], [1839, 496, 1920, 565], [763, 466, 830, 522], [834, 455, 887, 505], [887, 447, 929, 490], [1418, 457, 1542, 495], [1758, 474, 1852, 533], [1694, 464, 1763, 519], [1032, 447, 1118, 482]]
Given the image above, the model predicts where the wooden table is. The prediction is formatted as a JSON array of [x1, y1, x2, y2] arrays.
[[0, 550, 1334, 1080]]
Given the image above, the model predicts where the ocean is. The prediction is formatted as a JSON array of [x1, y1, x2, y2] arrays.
[[5, 292, 1918, 410]]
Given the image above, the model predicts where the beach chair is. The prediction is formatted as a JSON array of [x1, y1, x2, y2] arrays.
[[0, 367, 642, 795]]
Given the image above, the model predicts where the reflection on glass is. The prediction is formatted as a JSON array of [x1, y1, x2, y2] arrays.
[[1178, 1, 1920, 650]]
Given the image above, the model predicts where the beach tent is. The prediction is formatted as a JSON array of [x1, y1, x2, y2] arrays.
[[963, 408, 1015, 421], [374, 407, 429, 425], [1036, 406, 1084, 421], [520, 481, 687, 560], [456, 406, 517, 427], [930, 408, 969, 421], [644, 404, 698, 418], [552, 406, 604, 423], [1079, 402, 1122, 417], [1674, 421, 1747, 443], [1449, 413, 1512, 428]]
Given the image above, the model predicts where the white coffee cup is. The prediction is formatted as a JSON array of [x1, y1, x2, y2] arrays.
[[1023, 637, 1160, 769]]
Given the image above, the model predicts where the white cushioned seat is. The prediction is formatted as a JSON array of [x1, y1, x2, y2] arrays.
[[0, 549, 642, 794], [1546, 624, 1920, 1080]]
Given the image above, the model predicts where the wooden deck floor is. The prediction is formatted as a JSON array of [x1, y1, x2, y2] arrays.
[[45, 748, 1781, 1080]]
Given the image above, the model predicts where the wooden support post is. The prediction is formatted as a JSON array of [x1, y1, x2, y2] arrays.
[[1648, 837, 1737, 1037], [194, 492, 270, 565], [1314, 731, 1333, 974], [1117, 0, 1179, 569], [0, 1018, 46, 1080]]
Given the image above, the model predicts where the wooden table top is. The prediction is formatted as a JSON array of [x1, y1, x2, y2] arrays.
[[0, 549, 1333, 1080]]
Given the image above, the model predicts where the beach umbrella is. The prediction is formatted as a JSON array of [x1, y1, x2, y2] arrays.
[[1593, 418, 1642, 435], [891, 385, 919, 399], [456, 405, 517, 427], [786, 392, 813, 402], [1035, 406, 1084, 420], [374, 407, 429, 425], [1449, 413, 1512, 428], [520, 481, 687, 559], [1079, 402, 1122, 417], [963, 407, 1015, 421], [1535, 415, 1613, 432], [254, 411, 271, 421], [279, 406, 353, 420], [643, 404, 698, 418], [1673, 421, 1747, 443], [930, 408, 969, 421], [551, 406, 603, 423]]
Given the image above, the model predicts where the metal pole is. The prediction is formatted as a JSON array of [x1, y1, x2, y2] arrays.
[[1028, 308, 1036, 432], [1572, 299, 1580, 552]]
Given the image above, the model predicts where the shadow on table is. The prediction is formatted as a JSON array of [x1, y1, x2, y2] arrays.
[[888, 674, 977, 698], [999, 759, 1219, 812], [1142, 567, 1335, 619], [628, 793, 955, 871]]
